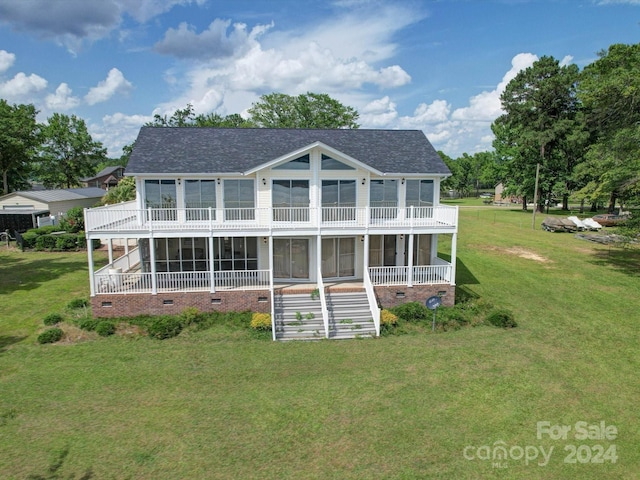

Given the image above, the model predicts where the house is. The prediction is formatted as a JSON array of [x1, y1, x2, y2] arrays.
[[84, 127, 459, 340], [82, 165, 125, 190], [0, 187, 106, 232]]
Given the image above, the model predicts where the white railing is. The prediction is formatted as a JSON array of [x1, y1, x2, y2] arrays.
[[94, 269, 270, 294], [157, 271, 210, 292], [369, 263, 452, 286], [95, 271, 152, 294], [213, 270, 270, 290], [85, 205, 458, 233], [363, 268, 380, 336]]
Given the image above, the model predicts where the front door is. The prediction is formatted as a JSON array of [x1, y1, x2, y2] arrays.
[[273, 238, 309, 280]]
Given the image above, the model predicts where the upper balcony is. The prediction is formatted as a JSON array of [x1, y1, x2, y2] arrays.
[[85, 201, 458, 237]]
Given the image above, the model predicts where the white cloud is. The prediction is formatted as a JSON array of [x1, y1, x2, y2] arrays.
[[360, 96, 398, 127], [0, 72, 47, 99], [0, 49, 15, 72], [451, 53, 537, 122], [560, 55, 574, 67], [45, 83, 80, 110], [155, 18, 265, 60], [84, 68, 133, 105], [91, 112, 154, 157]]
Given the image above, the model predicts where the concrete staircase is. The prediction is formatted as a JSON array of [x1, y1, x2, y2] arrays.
[[274, 292, 325, 341], [327, 291, 376, 339]]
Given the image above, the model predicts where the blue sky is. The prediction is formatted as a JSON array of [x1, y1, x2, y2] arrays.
[[0, 0, 638, 159]]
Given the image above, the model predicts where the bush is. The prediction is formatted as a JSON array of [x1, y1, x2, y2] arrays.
[[35, 234, 57, 251], [95, 321, 116, 336], [180, 307, 203, 326], [250, 313, 272, 330], [391, 301, 430, 322], [38, 328, 63, 344], [43, 313, 64, 326], [486, 309, 517, 328], [147, 316, 183, 339], [380, 309, 398, 327], [20, 231, 38, 249], [68, 298, 89, 309], [55, 234, 77, 251], [60, 206, 85, 233], [78, 319, 98, 331]]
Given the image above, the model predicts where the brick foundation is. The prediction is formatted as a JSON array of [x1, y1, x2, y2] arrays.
[[91, 290, 271, 318], [92, 285, 455, 318], [374, 285, 455, 309]]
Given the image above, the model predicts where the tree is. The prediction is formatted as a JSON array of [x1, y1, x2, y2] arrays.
[[36, 113, 107, 189], [492, 56, 585, 211], [248, 92, 359, 129], [146, 104, 256, 128], [578, 43, 640, 212], [99, 176, 136, 205], [0, 100, 39, 195]]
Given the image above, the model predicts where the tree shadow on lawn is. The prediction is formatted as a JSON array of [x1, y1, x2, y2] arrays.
[[589, 247, 640, 277], [0, 335, 27, 354], [0, 254, 88, 294]]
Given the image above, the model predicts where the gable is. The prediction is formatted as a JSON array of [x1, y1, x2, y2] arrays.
[[126, 127, 451, 177]]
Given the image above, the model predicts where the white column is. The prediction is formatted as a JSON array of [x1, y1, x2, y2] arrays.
[[407, 233, 414, 287], [450, 233, 457, 285], [363, 234, 369, 279], [108, 238, 114, 265], [149, 237, 157, 295], [87, 235, 96, 296], [209, 236, 216, 293]]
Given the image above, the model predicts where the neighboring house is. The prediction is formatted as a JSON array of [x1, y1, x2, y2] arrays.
[[494, 182, 522, 204], [85, 127, 459, 340], [0, 187, 106, 232], [82, 166, 125, 190]]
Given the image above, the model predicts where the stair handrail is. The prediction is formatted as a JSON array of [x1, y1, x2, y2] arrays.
[[364, 268, 381, 336], [316, 271, 329, 339]]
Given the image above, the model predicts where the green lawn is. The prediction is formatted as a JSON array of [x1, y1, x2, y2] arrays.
[[1, 210, 639, 479]]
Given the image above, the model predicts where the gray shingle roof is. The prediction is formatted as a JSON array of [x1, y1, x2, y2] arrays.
[[126, 127, 451, 176], [2, 187, 106, 203]]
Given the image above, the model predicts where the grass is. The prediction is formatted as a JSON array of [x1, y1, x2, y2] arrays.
[[0, 211, 639, 479]]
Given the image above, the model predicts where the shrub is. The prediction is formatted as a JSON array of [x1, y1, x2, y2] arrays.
[[147, 316, 183, 339], [68, 298, 89, 309], [60, 206, 85, 233], [380, 309, 398, 327], [78, 319, 98, 331], [37, 328, 63, 344], [391, 301, 430, 322], [20, 231, 38, 249], [33, 225, 59, 235], [250, 313, 272, 330], [43, 313, 64, 326], [55, 234, 77, 251], [180, 307, 203, 326], [95, 321, 116, 336], [35, 234, 57, 251], [486, 309, 517, 328]]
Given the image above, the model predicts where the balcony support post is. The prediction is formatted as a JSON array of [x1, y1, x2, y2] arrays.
[[407, 233, 414, 287], [209, 236, 216, 293], [450, 232, 458, 285], [149, 235, 157, 295]]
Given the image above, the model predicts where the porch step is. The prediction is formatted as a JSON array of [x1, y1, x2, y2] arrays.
[[274, 293, 325, 341], [327, 291, 376, 340]]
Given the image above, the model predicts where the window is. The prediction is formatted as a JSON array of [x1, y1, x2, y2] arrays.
[[322, 237, 355, 278], [154, 237, 209, 272], [406, 180, 434, 217], [213, 237, 258, 271], [145, 179, 176, 208], [224, 179, 254, 220], [273, 154, 310, 170], [185, 179, 216, 221], [321, 154, 355, 170], [272, 180, 309, 221], [145, 179, 176, 221], [412, 234, 432, 265], [322, 180, 356, 221], [370, 179, 397, 219]]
